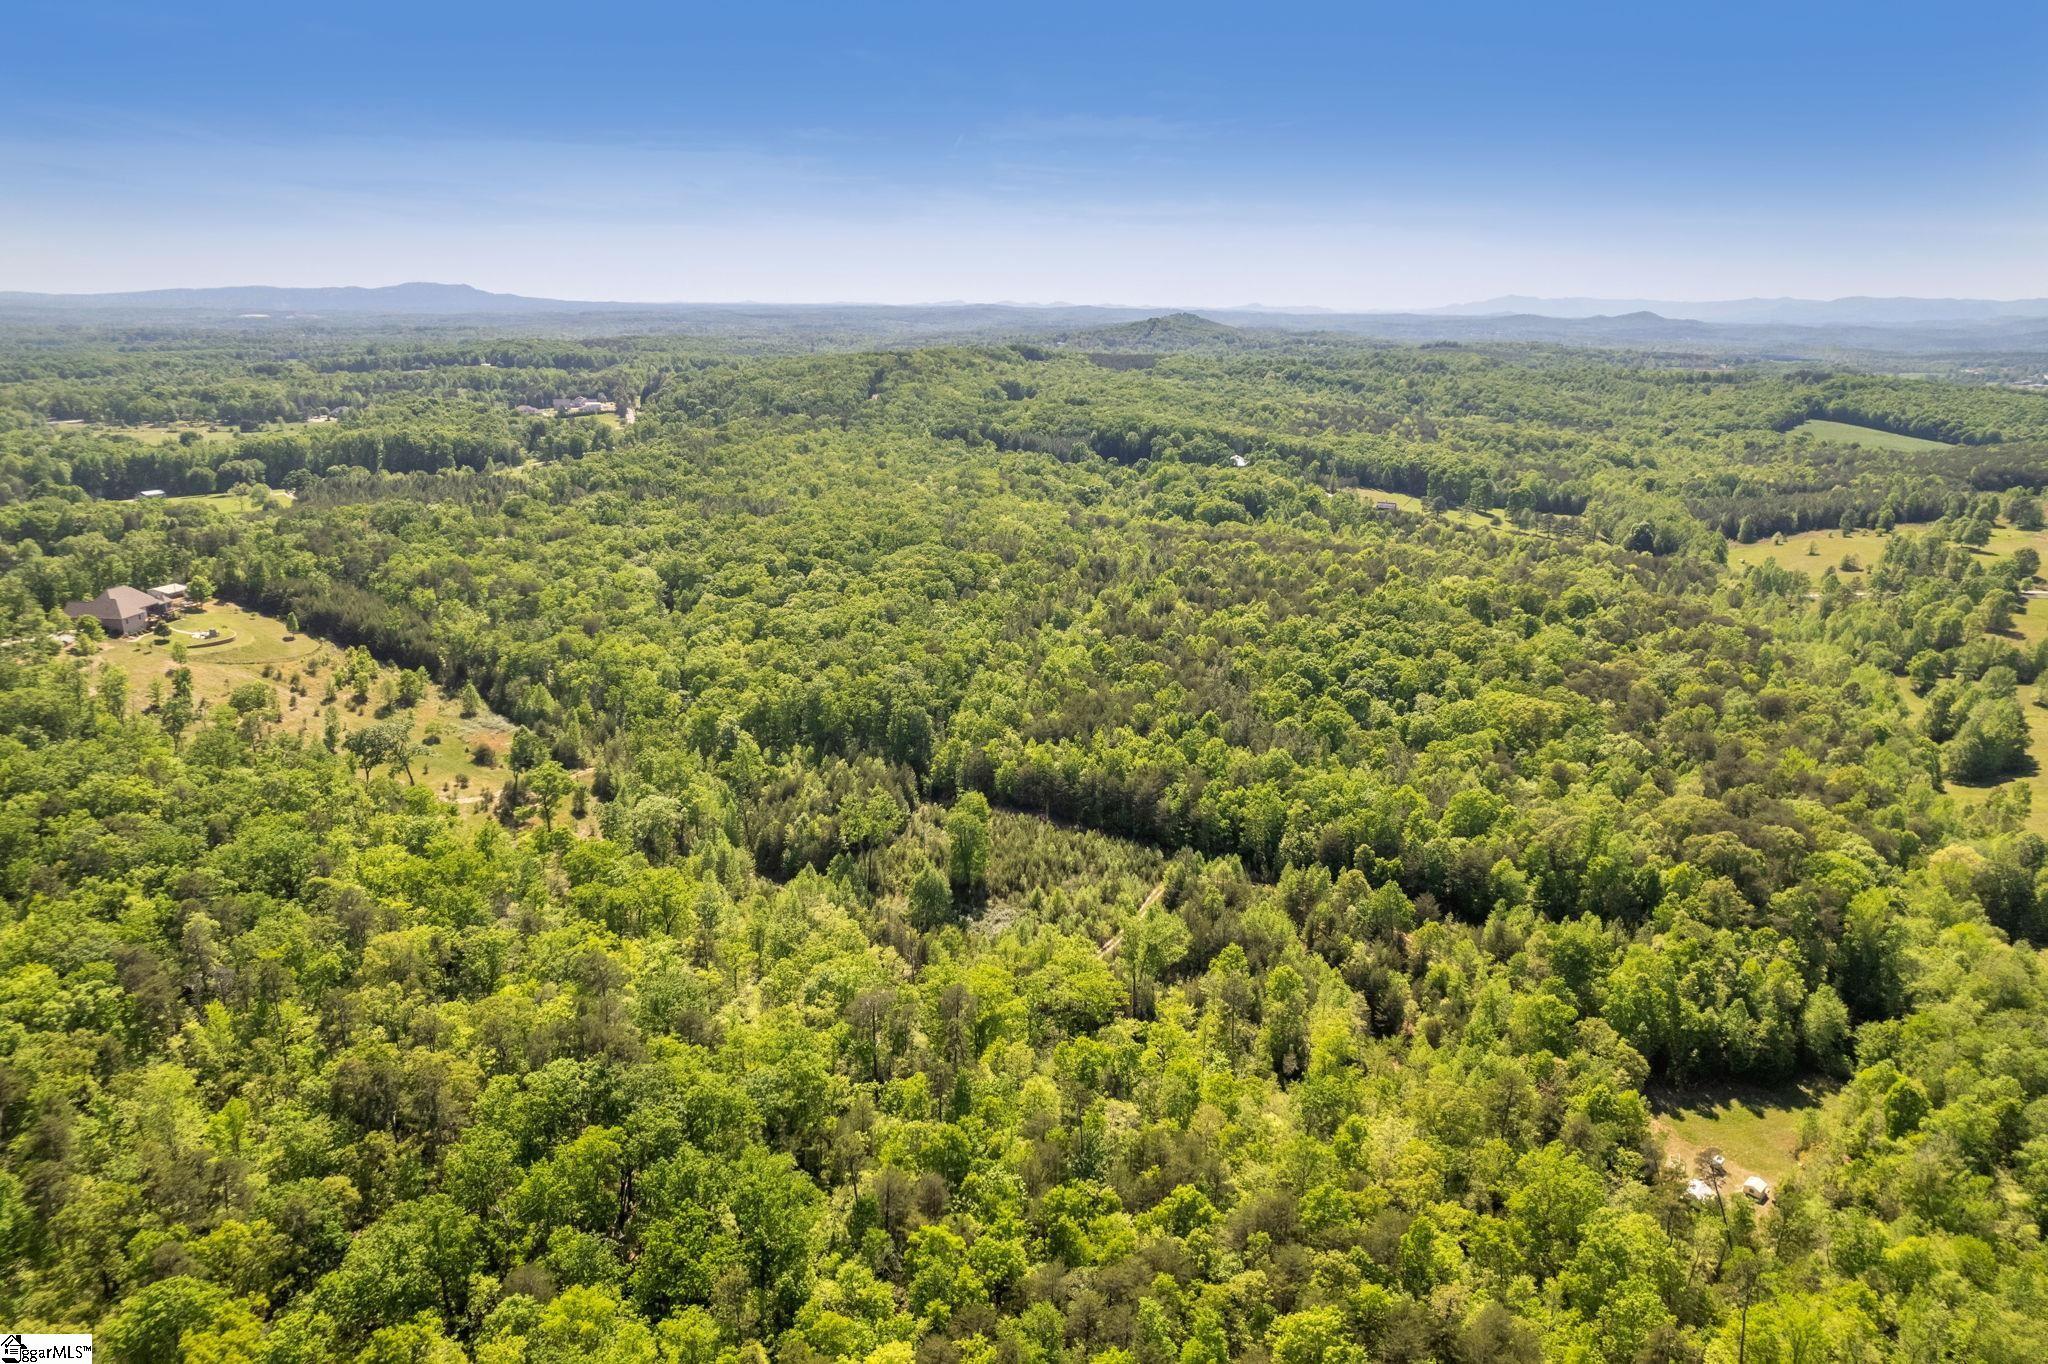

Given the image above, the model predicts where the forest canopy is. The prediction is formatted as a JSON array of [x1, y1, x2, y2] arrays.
[[3, 319, 2048, 1362]]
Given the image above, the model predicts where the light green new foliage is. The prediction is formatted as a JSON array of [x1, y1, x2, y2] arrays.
[[6, 323, 2048, 1362]]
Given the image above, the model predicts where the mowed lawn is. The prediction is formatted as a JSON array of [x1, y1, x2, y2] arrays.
[[1348, 485, 1425, 512], [1792, 418, 1952, 452], [99, 603, 517, 812], [1652, 1079, 1835, 1190]]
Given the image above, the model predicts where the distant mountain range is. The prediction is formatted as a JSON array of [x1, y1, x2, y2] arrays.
[[6, 283, 2048, 359], [0, 281, 609, 315], [6, 282, 2048, 328], [1426, 295, 2048, 326]]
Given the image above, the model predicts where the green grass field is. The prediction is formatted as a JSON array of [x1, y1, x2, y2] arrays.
[[1344, 485, 1540, 533], [153, 489, 293, 516], [54, 421, 243, 445], [100, 603, 520, 814], [1878, 525, 2048, 834], [1980, 523, 2048, 565], [1731, 520, 2048, 577], [525, 409, 626, 429], [1792, 418, 1951, 452], [1652, 1079, 1834, 1190], [1877, 540, 2048, 836], [1726, 526, 1882, 574], [1349, 485, 1424, 512]]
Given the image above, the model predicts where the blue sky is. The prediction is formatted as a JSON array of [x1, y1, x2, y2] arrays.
[[7, 1, 2046, 306]]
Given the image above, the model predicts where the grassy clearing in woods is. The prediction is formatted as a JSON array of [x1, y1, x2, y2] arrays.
[[1651, 1078, 1836, 1191], [1792, 418, 1953, 452], [55, 421, 243, 445], [98, 602, 517, 812], [1725, 526, 1894, 574]]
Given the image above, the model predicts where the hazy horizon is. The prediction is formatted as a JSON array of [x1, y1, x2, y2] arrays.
[[13, 280, 2048, 314], [8, 2, 2047, 306]]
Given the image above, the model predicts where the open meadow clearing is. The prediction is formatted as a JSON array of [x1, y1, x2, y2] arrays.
[[1342, 483, 1569, 534], [1729, 518, 2048, 577], [1792, 417, 1953, 452], [49, 420, 243, 445], [155, 488, 294, 515], [1725, 525, 1881, 573], [1347, 484, 1425, 512], [98, 601, 521, 812], [1651, 1079, 1835, 1193]]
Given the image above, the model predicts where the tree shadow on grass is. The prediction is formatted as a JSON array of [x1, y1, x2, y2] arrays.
[[1646, 1075, 1835, 1123]]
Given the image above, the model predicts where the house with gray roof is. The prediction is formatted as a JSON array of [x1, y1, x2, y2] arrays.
[[63, 586, 168, 636]]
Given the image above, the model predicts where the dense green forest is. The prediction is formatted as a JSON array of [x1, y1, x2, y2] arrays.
[[5, 320, 2048, 1362]]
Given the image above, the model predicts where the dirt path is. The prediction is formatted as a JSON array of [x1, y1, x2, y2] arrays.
[[1655, 1117, 1780, 1219], [1098, 880, 1166, 959]]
